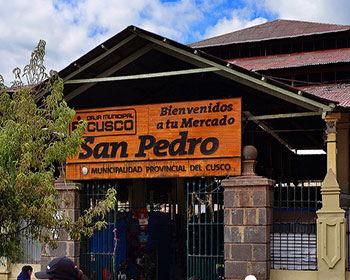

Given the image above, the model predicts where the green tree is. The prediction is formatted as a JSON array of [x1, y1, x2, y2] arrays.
[[0, 41, 116, 262]]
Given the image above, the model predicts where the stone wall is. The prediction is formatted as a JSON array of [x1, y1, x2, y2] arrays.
[[40, 182, 81, 270]]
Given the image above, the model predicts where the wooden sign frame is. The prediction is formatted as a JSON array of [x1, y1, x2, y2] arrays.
[[66, 98, 241, 179]]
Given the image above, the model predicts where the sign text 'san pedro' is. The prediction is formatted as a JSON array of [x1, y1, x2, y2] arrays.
[[66, 98, 241, 179]]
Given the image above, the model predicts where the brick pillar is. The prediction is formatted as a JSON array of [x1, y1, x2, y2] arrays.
[[41, 179, 81, 269], [222, 146, 274, 280]]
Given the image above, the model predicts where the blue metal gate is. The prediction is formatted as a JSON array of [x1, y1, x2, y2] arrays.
[[80, 181, 117, 280], [186, 178, 224, 280]]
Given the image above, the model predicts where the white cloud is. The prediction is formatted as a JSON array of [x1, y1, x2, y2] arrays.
[[261, 0, 350, 25], [1, 0, 350, 85], [0, 0, 208, 84], [202, 0, 350, 44], [204, 8, 267, 38]]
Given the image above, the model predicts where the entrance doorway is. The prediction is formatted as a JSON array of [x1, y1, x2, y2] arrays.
[[79, 177, 224, 280]]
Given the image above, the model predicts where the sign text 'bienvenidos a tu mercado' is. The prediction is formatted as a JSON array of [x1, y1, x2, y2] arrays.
[[66, 98, 241, 179]]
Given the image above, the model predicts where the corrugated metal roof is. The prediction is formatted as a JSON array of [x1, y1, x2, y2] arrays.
[[227, 48, 350, 71], [299, 83, 350, 107], [189, 19, 350, 48]]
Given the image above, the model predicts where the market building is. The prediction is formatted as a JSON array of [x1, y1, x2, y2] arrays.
[[1, 20, 350, 280]]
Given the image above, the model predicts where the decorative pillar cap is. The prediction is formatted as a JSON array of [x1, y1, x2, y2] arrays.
[[243, 145, 258, 160], [242, 145, 257, 176]]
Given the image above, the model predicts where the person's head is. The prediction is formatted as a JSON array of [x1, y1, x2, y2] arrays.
[[22, 265, 33, 276], [245, 275, 257, 280], [35, 257, 80, 280]]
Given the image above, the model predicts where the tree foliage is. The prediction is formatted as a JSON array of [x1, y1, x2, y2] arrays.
[[0, 41, 116, 261]]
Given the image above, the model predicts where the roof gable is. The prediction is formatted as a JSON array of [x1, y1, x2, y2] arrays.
[[189, 19, 350, 48], [51, 25, 333, 112]]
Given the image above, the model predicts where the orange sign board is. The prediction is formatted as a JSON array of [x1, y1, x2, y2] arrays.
[[66, 98, 241, 179]]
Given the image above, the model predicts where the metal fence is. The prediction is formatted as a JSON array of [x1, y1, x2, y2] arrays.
[[80, 181, 117, 280], [271, 180, 322, 270], [186, 177, 224, 280], [19, 234, 41, 263]]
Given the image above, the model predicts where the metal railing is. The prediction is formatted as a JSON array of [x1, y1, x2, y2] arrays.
[[80, 181, 117, 280], [186, 177, 224, 280], [271, 180, 322, 270]]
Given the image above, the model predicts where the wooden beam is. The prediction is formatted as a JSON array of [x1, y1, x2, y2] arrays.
[[152, 44, 321, 112], [141, 35, 332, 112], [34, 34, 137, 103], [64, 67, 219, 84], [63, 34, 137, 82], [244, 111, 322, 121], [64, 44, 153, 102], [245, 111, 295, 152]]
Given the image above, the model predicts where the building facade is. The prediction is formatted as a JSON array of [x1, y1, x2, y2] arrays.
[[1, 20, 350, 280]]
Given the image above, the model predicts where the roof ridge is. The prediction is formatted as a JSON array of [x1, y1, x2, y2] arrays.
[[275, 18, 350, 28], [189, 19, 350, 48], [188, 20, 274, 46]]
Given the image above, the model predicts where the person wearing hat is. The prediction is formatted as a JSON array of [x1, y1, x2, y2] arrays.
[[35, 256, 89, 280]]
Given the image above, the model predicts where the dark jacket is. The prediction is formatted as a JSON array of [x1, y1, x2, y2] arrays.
[[17, 271, 30, 280]]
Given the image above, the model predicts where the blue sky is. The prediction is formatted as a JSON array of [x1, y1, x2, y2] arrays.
[[1, 0, 350, 84]]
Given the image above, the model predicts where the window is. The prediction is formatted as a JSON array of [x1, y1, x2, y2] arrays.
[[281, 44, 291, 54], [322, 72, 335, 83], [324, 39, 336, 50], [303, 41, 314, 52], [337, 38, 348, 48], [309, 73, 321, 85], [271, 45, 281, 55], [314, 40, 324, 51], [251, 47, 261, 57], [336, 71, 350, 82], [292, 43, 302, 53], [294, 74, 308, 87]]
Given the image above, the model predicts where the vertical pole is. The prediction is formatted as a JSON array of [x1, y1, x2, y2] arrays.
[[86, 182, 90, 277], [198, 179, 202, 277], [216, 180, 220, 280], [317, 113, 346, 280], [325, 113, 340, 176], [113, 182, 117, 278], [204, 179, 207, 279], [186, 179, 190, 278]]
